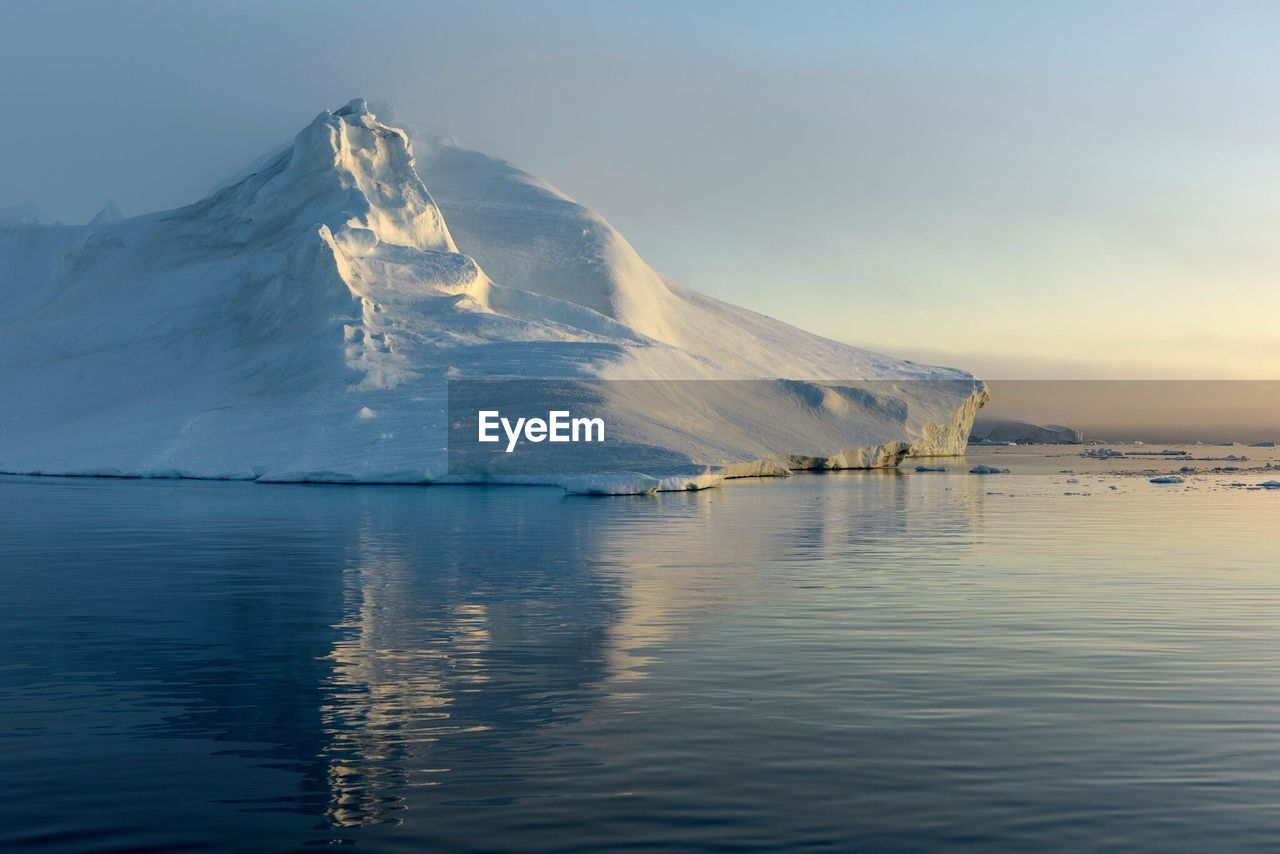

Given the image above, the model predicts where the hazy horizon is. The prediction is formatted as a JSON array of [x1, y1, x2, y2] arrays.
[[979, 380, 1280, 443], [3, 0, 1278, 382]]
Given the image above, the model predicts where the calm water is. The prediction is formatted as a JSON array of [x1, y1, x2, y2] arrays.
[[2, 449, 1279, 851]]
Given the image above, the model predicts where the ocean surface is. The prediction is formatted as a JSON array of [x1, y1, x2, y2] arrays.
[[2, 446, 1278, 851]]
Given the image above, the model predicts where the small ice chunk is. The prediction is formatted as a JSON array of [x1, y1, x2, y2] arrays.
[[558, 473, 661, 495]]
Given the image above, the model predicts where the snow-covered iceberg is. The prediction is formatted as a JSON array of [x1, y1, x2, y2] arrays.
[[0, 100, 985, 493]]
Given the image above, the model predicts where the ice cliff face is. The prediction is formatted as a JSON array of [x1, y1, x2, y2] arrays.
[[0, 99, 986, 493]]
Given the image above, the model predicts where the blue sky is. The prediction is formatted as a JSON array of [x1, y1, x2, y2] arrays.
[[4, 0, 1278, 378]]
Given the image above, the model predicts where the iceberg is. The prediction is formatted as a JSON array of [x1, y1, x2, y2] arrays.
[[0, 201, 47, 225], [0, 100, 986, 493], [969, 417, 1083, 445]]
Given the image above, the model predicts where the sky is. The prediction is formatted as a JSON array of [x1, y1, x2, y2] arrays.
[[3, 0, 1278, 380]]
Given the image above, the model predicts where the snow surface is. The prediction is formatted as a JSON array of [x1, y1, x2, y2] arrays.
[[0, 99, 986, 493]]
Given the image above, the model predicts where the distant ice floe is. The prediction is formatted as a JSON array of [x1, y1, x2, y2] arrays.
[[1225, 480, 1280, 491], [1081, 447, 1251, 463]]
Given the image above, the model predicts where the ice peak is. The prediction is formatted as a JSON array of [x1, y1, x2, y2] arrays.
[[89, 200, 123, 227], [333, 98, 372, 119], [220, 99, 457, 254]]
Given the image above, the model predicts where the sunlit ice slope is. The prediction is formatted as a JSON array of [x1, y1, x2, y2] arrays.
[[0, 100, 985, 493]]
